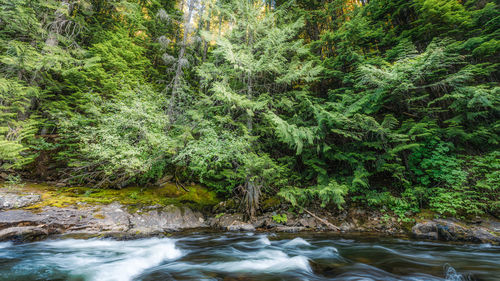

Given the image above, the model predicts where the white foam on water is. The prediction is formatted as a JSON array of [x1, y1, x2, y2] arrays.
[[444, 265, 466, 281], [478, 243, 492, 249], [164, 249, 311, 274], [0, 241, 12, 249], [305, 246, 340, 259], [211, 255, 310, 273], [0, 242, 14, 258], [257, 235, 271, 246], [235, 235, 271, 248], [282, 237, 311, 247], [25, 238, 183, 281], [91, 240, 181, 281], [210, 249, 311, 273], [212, 235, 228, 241], [372, 245, 435, 260]]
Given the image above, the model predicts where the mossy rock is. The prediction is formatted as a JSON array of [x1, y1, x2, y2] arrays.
[[416, 209, 438, 222], [262, 196, 281, 211], [2, 182, 220, 210]]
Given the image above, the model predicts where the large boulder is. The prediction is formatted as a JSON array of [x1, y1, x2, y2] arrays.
[[129, 205, 206, 234], [209, 213, 255, 231], [412, 221, 439, 240], [435, 220, 471, 241], [412, 219, 500, 244]]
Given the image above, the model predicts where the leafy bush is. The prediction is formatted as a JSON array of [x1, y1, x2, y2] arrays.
[[409, 141, 499, 217], [272, 214, 288, 224], [175, 126, 286, 196], [61, 87, 177, 187]]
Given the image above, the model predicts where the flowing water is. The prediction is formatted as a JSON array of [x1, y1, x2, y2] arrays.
[[0, 231, 499, 281]]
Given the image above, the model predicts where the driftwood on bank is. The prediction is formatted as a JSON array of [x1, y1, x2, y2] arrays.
[[303, 208, 340, 231]]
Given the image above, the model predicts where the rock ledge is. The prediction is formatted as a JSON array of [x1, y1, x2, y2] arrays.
[[0, 203, 206, 242]]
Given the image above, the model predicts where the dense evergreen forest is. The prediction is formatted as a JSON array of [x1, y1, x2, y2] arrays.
[[0, 0, 498, 219]]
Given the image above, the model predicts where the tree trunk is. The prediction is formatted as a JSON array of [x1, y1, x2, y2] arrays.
[[218, 0, 223, 37], [243, 71, 257, 219], [243, 27, 258, 219], [168, 0, 196, 122], [195, 2, 206, 58], [45, 0, 69, 47], [246, 74, 253, 133], [202, 6, 212, 62], [244, 178, 260, 219]]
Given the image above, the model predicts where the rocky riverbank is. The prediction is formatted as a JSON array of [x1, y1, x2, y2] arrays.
[[1, 185, 499, 244]]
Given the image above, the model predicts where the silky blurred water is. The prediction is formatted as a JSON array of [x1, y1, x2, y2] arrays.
[[0, 232, 499, 281]]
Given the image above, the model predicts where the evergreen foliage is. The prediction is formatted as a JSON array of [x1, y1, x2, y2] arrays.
[[1, 0, 498, 218]]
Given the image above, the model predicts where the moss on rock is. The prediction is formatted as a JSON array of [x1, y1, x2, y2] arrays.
[[262, 196, 281, 211], [0, 182, 220, 210]]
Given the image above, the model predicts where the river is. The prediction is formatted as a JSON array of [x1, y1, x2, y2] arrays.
[[0, 231, 498, 281]]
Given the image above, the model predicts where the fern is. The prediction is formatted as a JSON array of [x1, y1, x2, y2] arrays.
[[278, 179, 348, 209]]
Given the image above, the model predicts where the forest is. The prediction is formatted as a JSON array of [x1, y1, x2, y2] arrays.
[[0, 0, 498, 220]]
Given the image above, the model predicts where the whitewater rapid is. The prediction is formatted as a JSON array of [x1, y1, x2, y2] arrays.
[[0, 232, 498, 280]]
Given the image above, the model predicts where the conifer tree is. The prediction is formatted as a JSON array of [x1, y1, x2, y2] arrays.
[[195, 0, 321, 217]]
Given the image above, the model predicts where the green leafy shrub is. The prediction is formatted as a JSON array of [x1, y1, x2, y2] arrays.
[[409, 141, 499, 217], [272, 214, 288, 224], [61, 87, 177, 187]]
